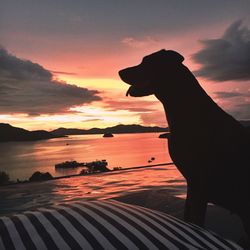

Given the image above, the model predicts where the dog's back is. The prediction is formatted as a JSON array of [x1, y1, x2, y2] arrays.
[[167, 65, 249, 211]]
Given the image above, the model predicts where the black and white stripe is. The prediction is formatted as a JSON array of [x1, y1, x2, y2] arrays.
[[0, 200, 242, 250]]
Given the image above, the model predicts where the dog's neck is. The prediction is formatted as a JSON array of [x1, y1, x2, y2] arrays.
[[154, 66, 226, 135]]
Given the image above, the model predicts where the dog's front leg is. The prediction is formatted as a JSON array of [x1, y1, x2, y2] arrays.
[[184, 183, 207, 227]]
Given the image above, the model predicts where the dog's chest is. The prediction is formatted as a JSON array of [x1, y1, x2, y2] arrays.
[[167, 134, 208, 172]]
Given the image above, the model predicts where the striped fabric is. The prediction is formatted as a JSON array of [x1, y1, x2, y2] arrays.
[[0, 200, 242, 250]]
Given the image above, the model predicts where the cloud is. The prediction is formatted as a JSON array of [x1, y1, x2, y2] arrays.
[[81, 118, 103, 123], [214, 91, 247, 98], [121, 36, 158, 48], [51, 70, 77, 76], [213, 90, 250, 120], [101, 96, 170, 126], [193, 20, 250, 81], [230, 103, 250, 120], [139, 110, 167, 127], [103, 98, 157, 113], [0, 47, 101, 115]]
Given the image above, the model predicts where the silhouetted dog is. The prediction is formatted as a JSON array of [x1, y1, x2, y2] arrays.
[[119, 50, 250, 239]]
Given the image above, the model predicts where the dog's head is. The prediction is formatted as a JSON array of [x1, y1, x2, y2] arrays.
[[119, 49, 184, 97]]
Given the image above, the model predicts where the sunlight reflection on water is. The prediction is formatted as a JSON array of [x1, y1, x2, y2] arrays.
[[0, 166, 186, 215], [0, 133, 171, 180]]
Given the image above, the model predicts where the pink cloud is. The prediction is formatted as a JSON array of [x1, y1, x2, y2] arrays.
[[121, 36, 159, 48]]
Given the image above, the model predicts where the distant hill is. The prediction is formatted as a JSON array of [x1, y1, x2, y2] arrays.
[[0, 123, 62, 142], [1, 120, 249, 142], [51, 124, 169, 136], [51, 121, 250, 137]]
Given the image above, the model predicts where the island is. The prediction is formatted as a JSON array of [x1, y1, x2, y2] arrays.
[[0, 123, 64, 142], [1, 121, 249, 142], [0, 123, 168, 142], [55, 160, 110, 174]]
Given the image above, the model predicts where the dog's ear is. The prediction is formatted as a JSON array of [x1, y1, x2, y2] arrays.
[[161, 49, 184, 64]]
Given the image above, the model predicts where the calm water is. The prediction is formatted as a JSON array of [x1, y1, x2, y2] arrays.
[[0, 133, 172, 181]]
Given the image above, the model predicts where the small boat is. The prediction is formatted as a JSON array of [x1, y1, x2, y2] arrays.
[[103, 133, 114, 137]]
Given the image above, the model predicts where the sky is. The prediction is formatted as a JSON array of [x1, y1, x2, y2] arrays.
[[0, 0, 250, 130]]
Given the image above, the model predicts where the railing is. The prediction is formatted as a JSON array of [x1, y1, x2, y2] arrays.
[[119, 162, 174, 171]]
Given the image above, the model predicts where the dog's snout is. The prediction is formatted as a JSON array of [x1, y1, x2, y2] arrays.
[[118, 68, 133, 85], [119, 65, 142, 85], [119, 59, 155, 97], [118, 69, 126, 80]]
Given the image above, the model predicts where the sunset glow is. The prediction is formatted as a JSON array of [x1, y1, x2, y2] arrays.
[[1, 1, 250, 131], [1, 4, 250, 246]]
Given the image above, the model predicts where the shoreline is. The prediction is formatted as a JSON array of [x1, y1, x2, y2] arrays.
[[2, 162, 175, 186], [0, 123, 169, 143]]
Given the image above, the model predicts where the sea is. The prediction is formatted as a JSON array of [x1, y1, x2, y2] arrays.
[[0, 133, 242, 242], [0, 133, 172, 181]]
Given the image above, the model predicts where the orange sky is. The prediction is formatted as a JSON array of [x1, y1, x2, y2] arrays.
[[1, 1, 249, 130]]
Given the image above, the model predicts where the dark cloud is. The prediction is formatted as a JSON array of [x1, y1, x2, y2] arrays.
[[0, 46, 52, 81], [214, 91, 246, 98], [230, 102, 250, 120], [51, 70, 77, 76], [0, 47, 101, 115], [193, 20, 250, 81], [213, 90, 250, 119]]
